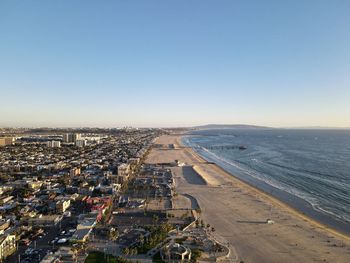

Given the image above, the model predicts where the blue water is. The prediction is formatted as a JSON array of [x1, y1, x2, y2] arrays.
[[183, 129, 350, 228]]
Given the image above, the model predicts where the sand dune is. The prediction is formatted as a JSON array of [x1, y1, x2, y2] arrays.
[[192, 164, 221, 186]]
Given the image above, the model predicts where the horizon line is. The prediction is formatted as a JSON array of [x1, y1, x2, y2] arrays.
[[1, 124, 350, 130]]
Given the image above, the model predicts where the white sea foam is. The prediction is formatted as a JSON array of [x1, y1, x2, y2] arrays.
[[184, 133, 350, 224]]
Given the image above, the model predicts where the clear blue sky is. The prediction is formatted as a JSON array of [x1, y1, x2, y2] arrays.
[[1, 0, 349, 127]]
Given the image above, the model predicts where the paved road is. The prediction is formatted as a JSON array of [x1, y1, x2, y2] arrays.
[[6, 216, 75, 263], [5, 203, 82, 263]]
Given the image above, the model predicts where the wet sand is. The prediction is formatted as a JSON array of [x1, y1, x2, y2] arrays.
[[146, 135, 350, 263]]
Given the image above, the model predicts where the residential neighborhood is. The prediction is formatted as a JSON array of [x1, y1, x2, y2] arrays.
[[0, 128, 158, 262], [0, 128, 225, 263]]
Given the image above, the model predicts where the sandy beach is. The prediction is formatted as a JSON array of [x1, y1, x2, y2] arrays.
[[146, 135, 350, 263]]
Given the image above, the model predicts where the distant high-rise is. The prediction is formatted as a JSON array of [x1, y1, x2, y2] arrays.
[[75, 139, 86, 147], [0, 137, 15, 147], [73, 133, 81, 142], [63, 133, 74, 143], [63, 133, 81, 143], [47, 141, 61, 148]]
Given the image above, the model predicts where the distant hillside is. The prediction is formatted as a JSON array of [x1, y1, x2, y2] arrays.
[[195, 124, 271, 129]]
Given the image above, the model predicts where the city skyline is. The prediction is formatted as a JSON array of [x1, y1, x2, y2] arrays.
[[1, 0, 350, 127]]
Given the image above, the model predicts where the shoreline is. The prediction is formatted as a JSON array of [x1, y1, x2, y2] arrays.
[[147, 134, 350, 262], [180, 135, 350, 241]]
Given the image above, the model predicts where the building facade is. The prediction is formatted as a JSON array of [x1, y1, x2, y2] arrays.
[[0, 234, 16, 262], [75, 139, 87, 147], [47, 141, 61, 148], [0, 138, 14, 147], [56, 199, 71, 213], [117, 163, 130, 184], [70, 167, 81, 177]]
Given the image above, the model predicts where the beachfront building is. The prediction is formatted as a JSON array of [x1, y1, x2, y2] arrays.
[[117, 163, 130, 184], [161, 243, 191, 262], [0, 234, 16, 262]]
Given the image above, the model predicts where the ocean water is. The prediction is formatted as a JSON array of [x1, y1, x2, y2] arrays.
[[183, 129, 350, 232]]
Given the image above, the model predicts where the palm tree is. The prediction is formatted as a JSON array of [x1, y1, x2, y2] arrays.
[[139, 234, 144, 245], [122, 247, 130, 255], [153, 215, 159, 224]]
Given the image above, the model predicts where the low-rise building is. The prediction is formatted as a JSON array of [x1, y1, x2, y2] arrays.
[[161, 243, 192, 262], [70, 167, 81, 177], [0, 186, 12, 196], [0, 220, 10, 234], [71, 228, 91, 243], [0, 196, 13, 205], [0, 234, 16, 262], [28, 181, 43, 190], [77, 217, 97, 230], [41, 246, 76, 262], [40, 254, 60, 263], [128, 157, 140, 166], [117, 163, 130, 184], [56, 199, 71, 213], [27, 214, 63, 227]]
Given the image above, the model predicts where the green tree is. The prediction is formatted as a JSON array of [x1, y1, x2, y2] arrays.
[[139, 234, 144, 245], [153, 215, 159, 224]]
